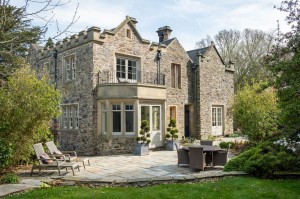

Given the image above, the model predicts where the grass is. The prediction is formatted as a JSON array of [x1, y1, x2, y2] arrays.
[[6, 176, 300, 199]]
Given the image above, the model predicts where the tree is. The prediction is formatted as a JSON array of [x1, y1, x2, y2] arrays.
[[0, 1, 41, 76], [0, 0, 79, 77], [195, 35, 213, 48], [270, 0, 300, 139], [0, 66, 60, 168], [231, 80, 278, 143], [196, 29, 275, 92]]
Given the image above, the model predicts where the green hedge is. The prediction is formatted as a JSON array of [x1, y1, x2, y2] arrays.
[[224, 141, 300, 178]]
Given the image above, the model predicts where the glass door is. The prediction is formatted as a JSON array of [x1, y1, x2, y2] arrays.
[[140, 105, 162, 149]]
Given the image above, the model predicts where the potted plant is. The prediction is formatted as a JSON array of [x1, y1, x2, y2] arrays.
[[165, 118, 180, 151], [133, 120, 151, 156]]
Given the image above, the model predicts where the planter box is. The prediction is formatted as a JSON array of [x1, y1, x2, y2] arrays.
[[166, 140, 180, 151], [133, 143, 149, 156]]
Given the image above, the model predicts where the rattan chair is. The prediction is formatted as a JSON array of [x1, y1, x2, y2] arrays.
[[175, 143, 189, 166], [189, 147, 206, 171], [200, 140, 213, 146], [213, 149, 228, 166]]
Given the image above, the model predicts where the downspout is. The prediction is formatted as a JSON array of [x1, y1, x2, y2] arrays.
[[53, 49, 58, 90], [194, 52, 203, 140], [52, 49, 58, 143]]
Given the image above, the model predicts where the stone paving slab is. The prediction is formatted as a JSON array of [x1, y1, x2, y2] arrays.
[[1, 150, 247, 197]]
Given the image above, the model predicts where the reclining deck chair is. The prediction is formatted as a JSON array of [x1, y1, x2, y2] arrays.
[[46, 141, 90, 169], [31, 143, 79, 176]]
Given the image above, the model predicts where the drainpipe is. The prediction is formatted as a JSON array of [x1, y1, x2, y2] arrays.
[[52, 48, 58, 143], [194, 52, 204, 140], [53, 49, 58, 89]]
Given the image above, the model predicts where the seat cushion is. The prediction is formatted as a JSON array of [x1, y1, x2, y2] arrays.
[[54, 150, 62, 154], [40, 153, 53, 164]]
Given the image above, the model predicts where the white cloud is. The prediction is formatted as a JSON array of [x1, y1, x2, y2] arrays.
[[169, 0, 212, 14], [8, 0, 291, 49]]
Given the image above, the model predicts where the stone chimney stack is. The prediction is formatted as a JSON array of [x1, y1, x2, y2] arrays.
[[156, 26, 173, 43]]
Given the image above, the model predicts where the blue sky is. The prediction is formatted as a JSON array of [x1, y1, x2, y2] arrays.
[[14, 0, 289, 50]]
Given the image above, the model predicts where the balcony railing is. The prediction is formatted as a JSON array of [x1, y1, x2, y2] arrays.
[[97, 70, 165, 86]]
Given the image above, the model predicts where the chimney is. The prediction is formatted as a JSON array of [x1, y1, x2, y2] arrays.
[[156, 26, 173, 43]]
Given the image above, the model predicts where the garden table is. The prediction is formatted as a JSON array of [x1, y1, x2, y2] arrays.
[[182, 145, 222, 166]]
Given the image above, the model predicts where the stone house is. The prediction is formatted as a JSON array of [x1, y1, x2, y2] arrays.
[[31, 16, 234, 155]]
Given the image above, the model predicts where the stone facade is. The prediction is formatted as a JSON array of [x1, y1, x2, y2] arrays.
[[31, 16, 234, 155]]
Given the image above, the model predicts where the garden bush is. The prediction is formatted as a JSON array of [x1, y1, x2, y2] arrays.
[[0, 139, 13, 169], [231, 81, 279, 144], [224, 141, 300, 178], [0, 173, 19, 184], [219, 141, 232, 149], [0, 66, 60, 168]]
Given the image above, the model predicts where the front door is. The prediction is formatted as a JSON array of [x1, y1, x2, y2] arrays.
[[184, 108, 190, 137], [140, 105, 162, 149], [212, 107, 223, 136]]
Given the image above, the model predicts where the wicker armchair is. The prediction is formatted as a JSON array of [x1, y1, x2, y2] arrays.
[[174, 143, 189, 166], [213, 149, 228, 166], [200, 140, 213, 146], [189, 147, 206, 171]]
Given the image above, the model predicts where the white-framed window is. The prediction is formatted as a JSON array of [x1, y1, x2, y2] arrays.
[[116, 57, 137, 82], [63, 107, 67, 128], [112, 104, 121, 133], [75, 107, 79, 129], [125, 104, 134, 133], [71, 57, 76, 79], [212, 107, 222, 126], [61, 104, 79, 130], [102, 103, 107, 134], [152, 106, 160, 131], [69, 107, 73, 128], [171, 63, 181, 88], [64, 55, 76, 81]]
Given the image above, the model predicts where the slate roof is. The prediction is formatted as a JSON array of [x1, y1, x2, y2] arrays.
[[186, 47, 209, 63], [160, 38, 176, 46]]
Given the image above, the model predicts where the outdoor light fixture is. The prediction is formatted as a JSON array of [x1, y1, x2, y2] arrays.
[[156, 49, 162, 84]]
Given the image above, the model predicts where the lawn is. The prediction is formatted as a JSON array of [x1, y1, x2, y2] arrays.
[[6, 176, 300, 199]]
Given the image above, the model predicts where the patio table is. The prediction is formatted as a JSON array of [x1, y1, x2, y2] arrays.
[[182, 145, 222, 166]]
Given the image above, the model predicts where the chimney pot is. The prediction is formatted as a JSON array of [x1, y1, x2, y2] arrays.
[[156, 26, 173, 43]]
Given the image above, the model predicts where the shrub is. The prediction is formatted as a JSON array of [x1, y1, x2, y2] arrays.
[[0, 66, 60, 168], [224, 141, 300, 178], [136, 120, 151, 144], [231, 81, 279, 143], [219, 141, 232, 149], [0, 173, 19, 184], [0, 139, 13, 169], [166, 118, 179, 140]]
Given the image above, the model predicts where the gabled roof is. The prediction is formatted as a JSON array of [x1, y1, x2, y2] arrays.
[[186, 43, 225, 65], [160, 38, 176, 46], [186, 47, 209, 63], [103, 16, 150, 44]]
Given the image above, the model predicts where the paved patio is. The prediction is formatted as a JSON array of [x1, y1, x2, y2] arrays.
[[1, 150, 246, 197]]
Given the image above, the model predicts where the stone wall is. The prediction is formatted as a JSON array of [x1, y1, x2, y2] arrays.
[[198, 45, 234, 139], [32, 17, 233, 155], [160, 39, 190, 138]]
